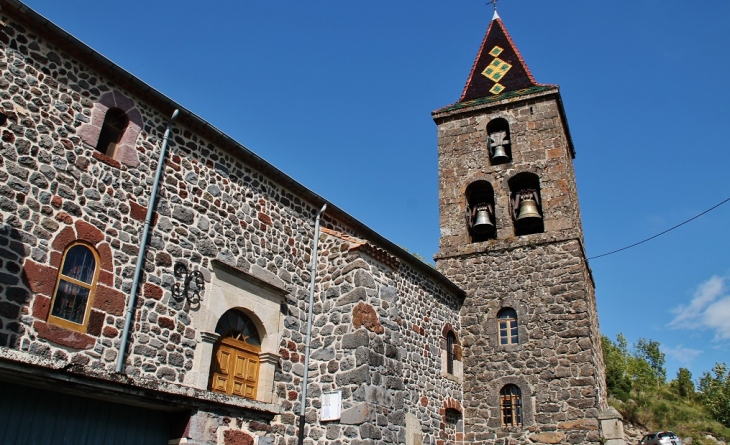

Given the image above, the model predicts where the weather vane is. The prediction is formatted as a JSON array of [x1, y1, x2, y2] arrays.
[[486, 0, 498, 12]]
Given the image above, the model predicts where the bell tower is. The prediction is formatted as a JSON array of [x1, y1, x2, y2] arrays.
[[433, 11, 621, 445]]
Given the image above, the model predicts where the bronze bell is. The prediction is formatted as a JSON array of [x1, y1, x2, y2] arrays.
[[491, 145, 509, 163], [472, 207, 495, 234], [516, 198, 541, 221]]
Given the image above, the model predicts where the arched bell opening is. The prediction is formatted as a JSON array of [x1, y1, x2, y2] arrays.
[[487, 118, 512, 165], [465, 181, 497, 242], [508, 172, 544, 236]]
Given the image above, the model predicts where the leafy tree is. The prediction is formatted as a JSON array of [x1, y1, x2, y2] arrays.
[[635, 338, 666, 387], [674, 367, 695, 400], [602, 334, 631, 398], [699, 362, 730, 427]]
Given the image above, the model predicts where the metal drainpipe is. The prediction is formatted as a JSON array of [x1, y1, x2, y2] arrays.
[[297, 203, 327, 445], [116, 109, 179, 373]]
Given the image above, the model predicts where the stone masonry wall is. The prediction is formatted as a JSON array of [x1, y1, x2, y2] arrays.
[[438, 239, 605, 444], [0, 9, 464, 445], [271, 230, 463, 445], [434, 91, 608, 445], [436, 94, 585, 253]]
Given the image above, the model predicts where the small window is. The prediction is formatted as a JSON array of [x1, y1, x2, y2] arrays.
[[446, 331, 456, 374], [48, 243, 100, 331], [498, 308, 518, 345], [209, 309, 261, 399], [445, 408, 460, 426], [95, 108, 129, 158], [500, 385, 523, 427]]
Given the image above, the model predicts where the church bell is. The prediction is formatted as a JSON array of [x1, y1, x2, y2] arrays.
[[472, 207, 495, 234], [491, 145, 509, 164], [516, 198, 541, 221]]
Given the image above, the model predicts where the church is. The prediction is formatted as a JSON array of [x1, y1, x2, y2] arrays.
[[0, 0, 624, 444]]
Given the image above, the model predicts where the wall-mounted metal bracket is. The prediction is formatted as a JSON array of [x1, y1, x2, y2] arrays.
[[172, 262, 205, 304]]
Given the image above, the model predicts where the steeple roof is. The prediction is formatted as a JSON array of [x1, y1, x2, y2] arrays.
[[458, 14, 542, 102]]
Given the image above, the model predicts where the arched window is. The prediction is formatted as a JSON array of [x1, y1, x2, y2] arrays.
[[498, 308, 518, 345], [95, 107, 129, 158], [209, 309, 261, 399], [446, 330, 457, 374], [508, 172, 544, 236], [487, 118, 511, 165], [500, 385, 523, 427], [465, 180, 496, 242], [48, 243, 100, 332]]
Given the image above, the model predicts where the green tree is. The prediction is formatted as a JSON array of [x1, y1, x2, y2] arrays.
[[699, 362, 730, 427], [602, 334, 631, 399], [674, 367, 695, 400], [635, 338, 666, 387]]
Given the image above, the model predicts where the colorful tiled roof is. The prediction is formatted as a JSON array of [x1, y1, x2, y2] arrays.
[[458, 14, 542, 102]]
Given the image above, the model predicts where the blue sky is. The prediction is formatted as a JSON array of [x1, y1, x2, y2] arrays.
[[21, 0, 730, 381]]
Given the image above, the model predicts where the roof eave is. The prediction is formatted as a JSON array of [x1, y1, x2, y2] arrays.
[[0, 0, 465, 298]]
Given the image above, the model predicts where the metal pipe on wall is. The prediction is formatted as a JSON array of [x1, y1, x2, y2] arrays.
[[297, 203, 327, 445], [116, 109, 179, 373]]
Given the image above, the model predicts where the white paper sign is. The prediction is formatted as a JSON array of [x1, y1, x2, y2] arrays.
[[320, 390, 342, 421]]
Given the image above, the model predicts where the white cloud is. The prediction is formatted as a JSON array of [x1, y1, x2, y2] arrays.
[[669, 275, 730, 342], [661, 344, 703, 367]]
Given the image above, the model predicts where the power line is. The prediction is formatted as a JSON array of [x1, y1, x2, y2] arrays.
[[588, 195, 730, 260]]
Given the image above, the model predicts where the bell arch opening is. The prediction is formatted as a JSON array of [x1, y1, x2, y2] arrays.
[[508, 172, 544, 236], [487, 118, 512, 165], [465, 180, 496, 242]]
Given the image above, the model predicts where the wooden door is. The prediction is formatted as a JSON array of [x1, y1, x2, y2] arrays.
[[210, 338, 259, 399]]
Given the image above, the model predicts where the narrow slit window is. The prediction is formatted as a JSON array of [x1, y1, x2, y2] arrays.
[[446, 331, 456, 374], [95, 108, 129, 158]]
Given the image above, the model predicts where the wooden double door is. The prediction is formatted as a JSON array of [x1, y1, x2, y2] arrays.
[[209, 337, 260, 399]]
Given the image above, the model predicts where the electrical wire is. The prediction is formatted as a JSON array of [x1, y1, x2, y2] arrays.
[[588, 195, 730, 260]]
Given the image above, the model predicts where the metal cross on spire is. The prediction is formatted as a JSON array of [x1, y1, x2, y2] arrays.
[[486, 0, 500, 19]]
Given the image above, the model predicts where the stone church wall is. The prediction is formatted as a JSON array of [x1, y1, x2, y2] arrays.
[[0, 7, 464, 445]]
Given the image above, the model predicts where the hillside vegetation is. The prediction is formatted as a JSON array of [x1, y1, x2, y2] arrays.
[[602, 334, 730, 444]]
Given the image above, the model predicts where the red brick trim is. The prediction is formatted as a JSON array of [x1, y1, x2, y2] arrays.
[[92, 150, 122, 169], [33, 321, 95, 350]]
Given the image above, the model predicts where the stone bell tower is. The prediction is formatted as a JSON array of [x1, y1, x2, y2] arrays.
[[433, 11, 621, 445]]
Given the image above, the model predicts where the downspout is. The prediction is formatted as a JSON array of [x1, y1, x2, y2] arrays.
[[116, 109, 180, 373], [297, 203, 327, 445]]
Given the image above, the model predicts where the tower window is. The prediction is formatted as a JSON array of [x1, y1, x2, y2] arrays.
[[445, 408, 461, 426], [508, 172, 544, 236], [497, 308, 518, 345], [95, 107, 129, 158], [500, 384, 523, 427], [446, 330, 456, 374], [487, 118, 512, 165], [465, 180, 496, 242]]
